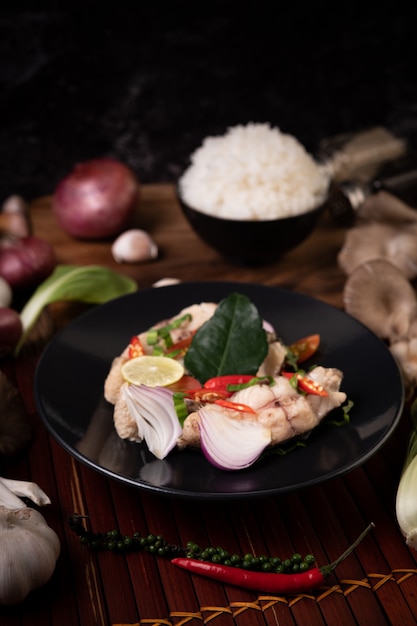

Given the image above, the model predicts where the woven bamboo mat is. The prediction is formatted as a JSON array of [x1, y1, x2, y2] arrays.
[[1, 187, 416, 625], [1, 347, 416, 626]]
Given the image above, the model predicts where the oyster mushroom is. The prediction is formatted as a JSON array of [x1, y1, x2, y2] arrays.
[[390, 337, 417, 394], [338, 191, 417, 279], [357, 190, 417, 224], [343, 259, 417, 344]]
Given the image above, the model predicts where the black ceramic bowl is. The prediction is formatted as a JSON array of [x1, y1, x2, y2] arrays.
[[177, 189, 326, 265]]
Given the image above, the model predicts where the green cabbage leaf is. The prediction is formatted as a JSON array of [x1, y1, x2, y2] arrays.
[[15, 265, 137, 354]]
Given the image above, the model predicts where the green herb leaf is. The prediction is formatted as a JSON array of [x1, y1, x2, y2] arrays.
[[184, 292, 268, 383], [15, 264, 137, 354]]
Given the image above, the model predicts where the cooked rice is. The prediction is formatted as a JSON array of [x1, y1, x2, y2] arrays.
[[178, 123, 330, 220]]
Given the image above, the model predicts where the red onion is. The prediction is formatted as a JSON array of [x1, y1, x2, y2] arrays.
[[123, 384, 182, 459], [0, 307, 23, 357], [0, 236, 56, 290], [198, 404, 271, 470], [52, 158, 140, 240]]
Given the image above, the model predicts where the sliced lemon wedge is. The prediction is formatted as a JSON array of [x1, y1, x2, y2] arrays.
[[121, 355, 184, 387]]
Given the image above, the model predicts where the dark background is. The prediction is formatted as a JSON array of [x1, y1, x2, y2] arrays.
[[1, 1, 417, 203]]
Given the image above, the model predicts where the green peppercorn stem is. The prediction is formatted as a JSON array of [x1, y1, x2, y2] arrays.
[[68, 514, 316, 574]]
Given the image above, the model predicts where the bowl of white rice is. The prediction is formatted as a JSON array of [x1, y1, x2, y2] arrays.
[[177, 123, 330, 264]]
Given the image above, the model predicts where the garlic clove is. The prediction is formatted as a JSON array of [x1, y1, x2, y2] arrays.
[[152, 277, 180, 288], [112, 229, 158, 264], [0, 195, 31, 238]]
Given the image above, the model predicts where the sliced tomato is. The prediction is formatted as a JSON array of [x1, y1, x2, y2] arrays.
[[214, 399, 257, 414], [282, 371, 328, 397], [128, 335, 145, 359], [167, 375, 202, 393], [165, 334, 195, 358], [289, 334, 320, 364]]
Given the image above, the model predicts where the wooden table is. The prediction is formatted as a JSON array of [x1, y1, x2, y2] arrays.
[[1, 185, 417, 626]]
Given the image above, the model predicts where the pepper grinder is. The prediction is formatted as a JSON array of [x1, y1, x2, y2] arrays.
[[316, 126, 408, 183], [327, 160, 417, 224]]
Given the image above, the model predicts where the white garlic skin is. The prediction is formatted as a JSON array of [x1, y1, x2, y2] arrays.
[[0, 506, 61, 605], [112, 229, 158, 263]]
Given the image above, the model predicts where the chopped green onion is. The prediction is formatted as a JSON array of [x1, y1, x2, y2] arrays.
[[165, 314, 192, 331], [146, 329, 159, 345], [173, 393, 188, 425], [326, 400, 353, 426], [227, 376, 274, 392], [146, 314, 192, 350], [158, 326, 173, 348]]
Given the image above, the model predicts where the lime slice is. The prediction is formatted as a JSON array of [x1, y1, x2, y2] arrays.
[[121, 355, 184, 387]]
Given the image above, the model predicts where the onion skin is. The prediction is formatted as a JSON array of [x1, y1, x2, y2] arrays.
[[0, 308, 23, 357], [52, 158, 140, 240], [0, 236, 56, 290]]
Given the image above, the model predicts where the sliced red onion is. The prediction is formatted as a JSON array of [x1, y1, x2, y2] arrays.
[[123, 384, 182, 459], [198, 405, 271, 471]]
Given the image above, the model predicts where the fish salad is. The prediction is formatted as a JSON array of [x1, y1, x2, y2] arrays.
[[104, 293, 348, 471]]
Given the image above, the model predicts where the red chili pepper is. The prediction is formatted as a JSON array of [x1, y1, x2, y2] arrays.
[[185, 375, 269, 403], [214, 399, 257, 414], [204, 375, 256, 394], [128, 336, 145, 359], [288, 334, 320, 364], [282, 371, 328, 397], [172, 523, 374, 594], [186, 389, 230, 402], [172, 558, 323, 592]]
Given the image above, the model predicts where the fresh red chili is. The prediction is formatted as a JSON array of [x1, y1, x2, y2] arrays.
[[186, 388, 230, 402], [185, 375, 272, 403], [128, 336, 145, 359], [172, 523, 374, 594], [171, 558, 323, 592], [214, 399, 257, 414], [204, 375, 256, 394], [282, 371, 328, 397]]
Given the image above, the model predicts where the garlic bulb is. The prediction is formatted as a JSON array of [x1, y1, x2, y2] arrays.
[[112, 229, 158, 263], [0, 477, 60, 605]]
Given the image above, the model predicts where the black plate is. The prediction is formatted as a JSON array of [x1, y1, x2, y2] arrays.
[[35, 281, 404, 500]]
